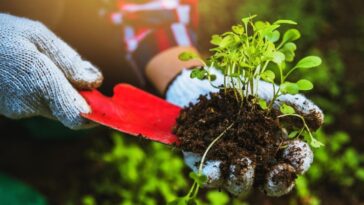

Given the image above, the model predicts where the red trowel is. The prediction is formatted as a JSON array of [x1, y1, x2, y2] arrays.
[[80, 84, 181, 145]]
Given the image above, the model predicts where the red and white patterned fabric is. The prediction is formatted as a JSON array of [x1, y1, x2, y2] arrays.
[[108, 0, 199, 75]]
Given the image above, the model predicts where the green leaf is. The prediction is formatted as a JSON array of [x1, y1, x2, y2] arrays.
[[282, 29, 301, 44], [297, 79, 314, 90], [242, 15, 257, 25], [272, 51, 285, 64], [274, 19, 297, 25], [280, 42, 297, 62], [280, 103, 296, 114], [232, 25, 244, 35], [280, 82, 299, 94], [258, 99, 268, 110], [295, 56, 322, 69], [355, 169, 364, 181], [168, 198, 189, 205], [207, 191, 229, 205], [179, 52, 198, 61], [189, 172, 207, 187], [260, 70, 275, 82], [266, 30, 280, 43], [288, 131, 299, 138], [254, 21, 266, 30], [210, 35, 222, 46], [310, 137, 325, 148], [240, 62, 253, 68], [190, 68, 207, 80], [219, 35, 233, 48]]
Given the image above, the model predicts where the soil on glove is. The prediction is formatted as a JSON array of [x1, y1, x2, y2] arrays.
[[173, 89, 295, 188]]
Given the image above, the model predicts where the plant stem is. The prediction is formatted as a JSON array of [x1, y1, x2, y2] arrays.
[[268, 87, 280, 110], [186, 182, 197, 198], [277, 113, 314, 142], [198, 123, 235, 173], [283, 66, 297, 81]]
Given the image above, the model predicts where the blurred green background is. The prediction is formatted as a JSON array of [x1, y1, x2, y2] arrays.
[[1, 0, 364, 204]]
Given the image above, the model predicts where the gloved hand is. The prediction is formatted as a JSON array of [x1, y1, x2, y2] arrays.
[[166, 68, 323, 197], [0, 14, 103, 129]]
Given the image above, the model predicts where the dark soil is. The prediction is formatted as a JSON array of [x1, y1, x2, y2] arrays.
[[173, 89, 289, 188]]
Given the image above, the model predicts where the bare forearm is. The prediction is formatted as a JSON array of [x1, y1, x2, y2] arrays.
[[145, 46, 203, 94]]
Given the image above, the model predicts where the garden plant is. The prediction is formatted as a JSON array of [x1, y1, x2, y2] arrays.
[[170, 15, 324, 204]]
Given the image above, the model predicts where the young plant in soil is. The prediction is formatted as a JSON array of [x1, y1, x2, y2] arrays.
[[169, 15, 323, 204]]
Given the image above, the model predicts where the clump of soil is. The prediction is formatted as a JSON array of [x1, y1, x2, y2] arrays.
[[173, 89, 289, 187]]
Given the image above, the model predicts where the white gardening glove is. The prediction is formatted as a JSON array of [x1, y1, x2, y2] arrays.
[[166, 68, 322, 197], [0, 14, 103, 129]]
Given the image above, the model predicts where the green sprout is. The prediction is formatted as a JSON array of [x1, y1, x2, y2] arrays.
[[178, 15, 323, 148], [175, 15, 324, 204]]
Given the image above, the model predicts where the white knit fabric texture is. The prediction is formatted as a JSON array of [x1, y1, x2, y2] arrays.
[[0, 14, 103, 129]]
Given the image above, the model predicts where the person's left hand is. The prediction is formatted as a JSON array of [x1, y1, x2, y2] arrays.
[[165, 68, 323, 197], [0, 14, 103, 129]]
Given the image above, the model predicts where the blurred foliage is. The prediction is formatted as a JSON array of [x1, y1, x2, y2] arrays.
[[78, 0, 364, 204], [79, 133, 241, 205], [81, 133, 187, 205]]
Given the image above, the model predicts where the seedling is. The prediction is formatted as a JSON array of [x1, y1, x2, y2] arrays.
[[171, 15, 324, 203], [179, 15, 322, 148]]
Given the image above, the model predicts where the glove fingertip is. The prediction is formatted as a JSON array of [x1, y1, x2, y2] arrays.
[[224, 157, 255, 196], [182, 152, 223, 187], [202, 160, 223, 187], [264, 163, 296, 197], [276, 94, 324, 130], [68, 61, 104, 90], [47, 86, 97, 130], [282, 140, 313, 174]]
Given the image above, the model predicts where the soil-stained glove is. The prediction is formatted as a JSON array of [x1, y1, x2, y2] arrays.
[[0, 14, 103, 129], [166, 68, 321, 196]]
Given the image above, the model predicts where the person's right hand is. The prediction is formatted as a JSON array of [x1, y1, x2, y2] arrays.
[[166, 68, 322, 197], [0, 14, 103, 129]]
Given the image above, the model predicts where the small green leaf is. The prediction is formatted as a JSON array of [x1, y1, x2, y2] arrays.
[[207, 191, 230, 205], [280, 42, 296, 62], [258, 99, 268, 110], [210, 35, 222, 46], [190, 68, 207, 80], [242, 15, 257, 25], [355, 169, 364, 181], [254, 21, 266, 30], [179, 52, 198, 61], [280, 82, 299, 94], [272, 51, 285, 64], [189, 172, 207, 187], [266, 30, 280, 43], [260, 70, 275, 82], [295, 56, 322, 69], [219, 35, 233, 48], [282, 29, 301, 44], [288, 131, 299, 138], [310, 137, 325, 148], [168, 198, 189, 205], [297, 79, 314, 90], [280, 103, 296, 114], [274, 19, 298, 25], [232, 25, 244, 35]]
